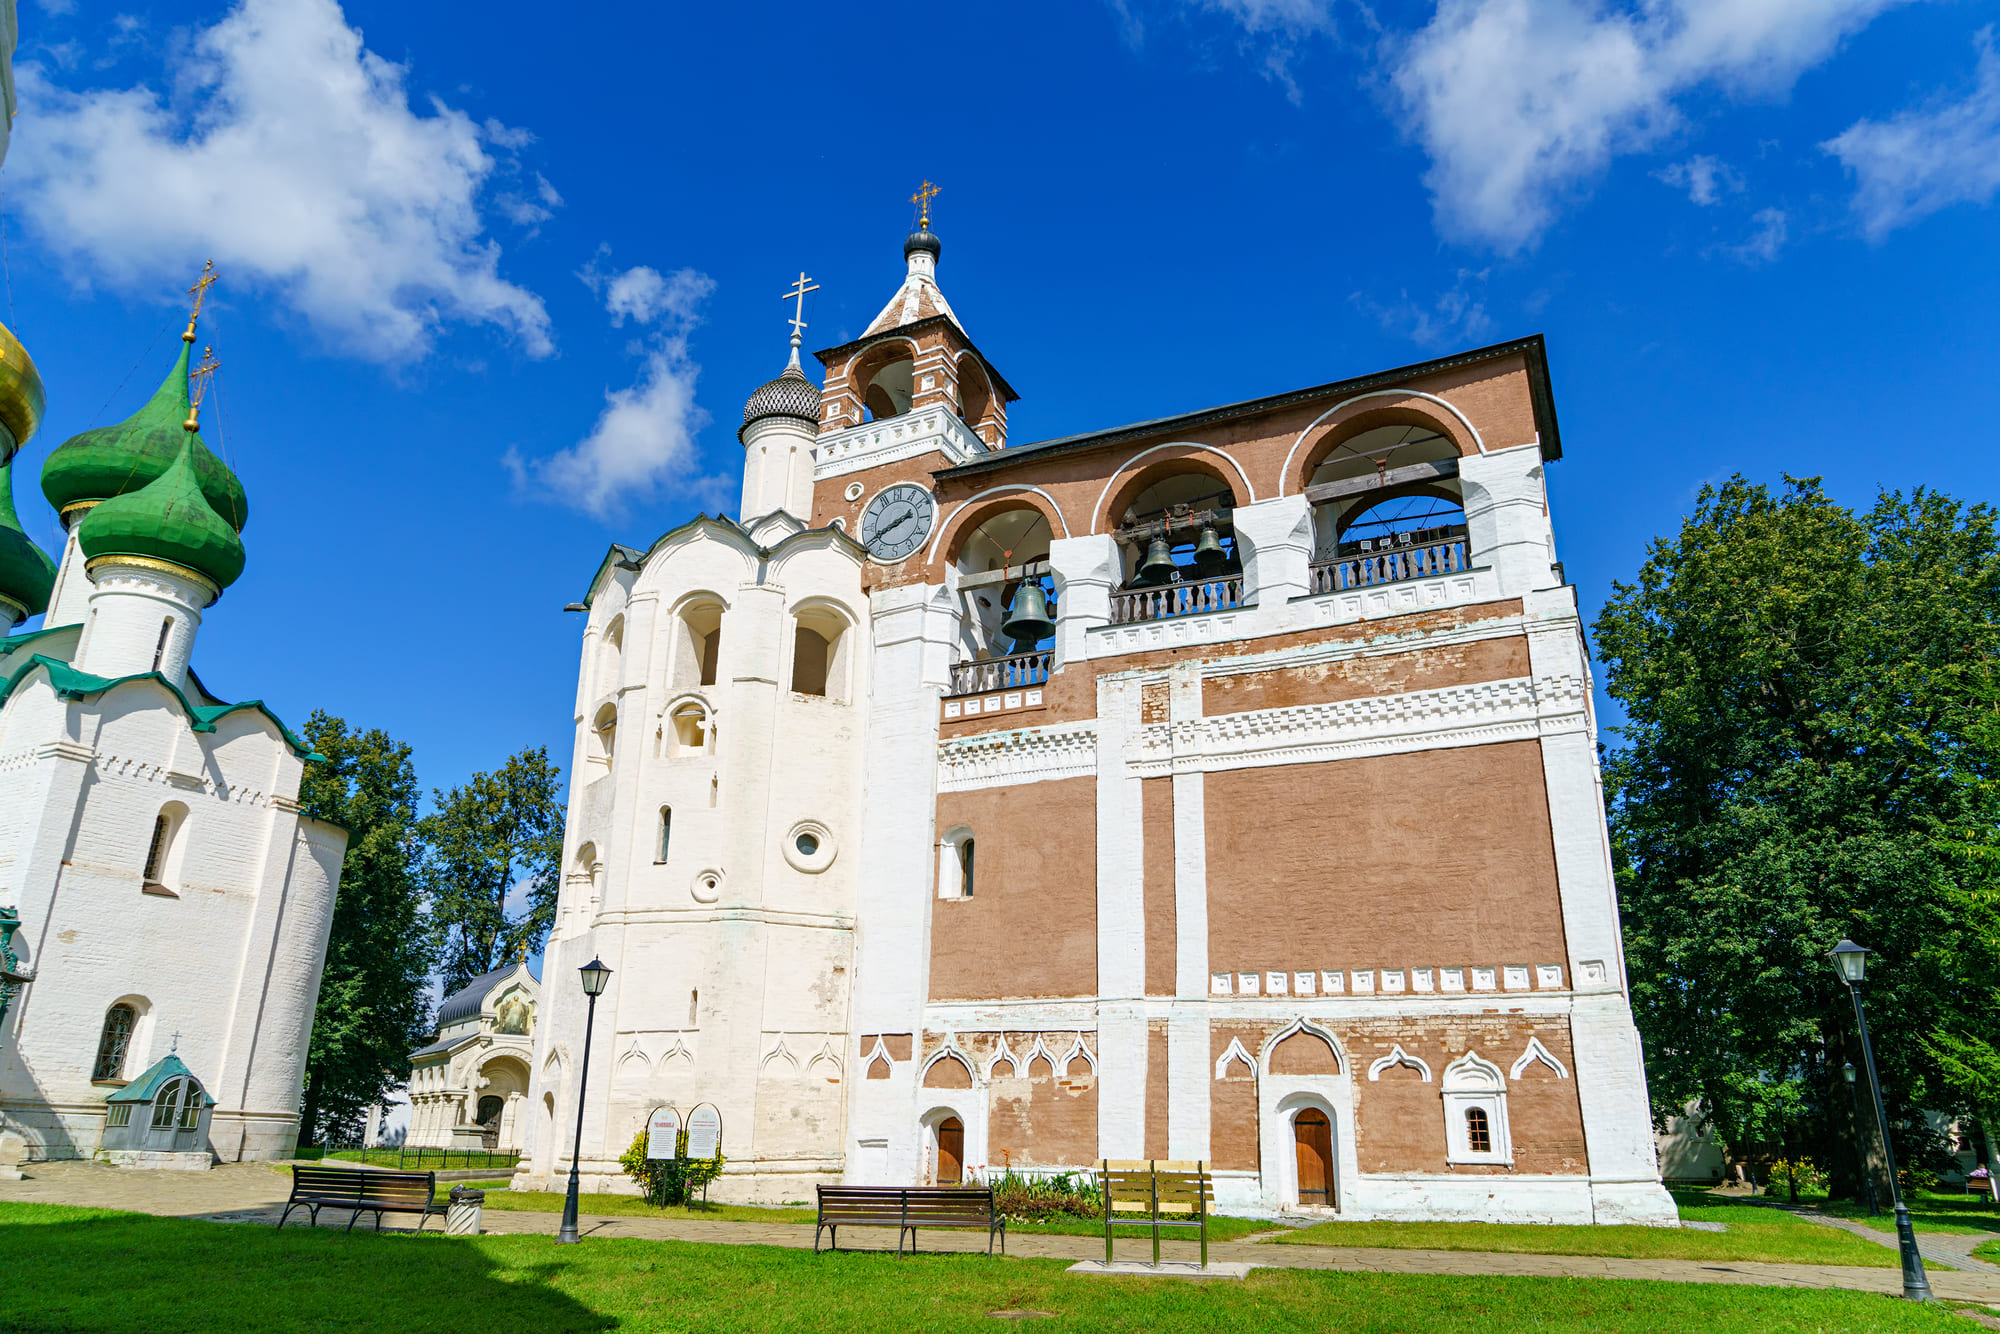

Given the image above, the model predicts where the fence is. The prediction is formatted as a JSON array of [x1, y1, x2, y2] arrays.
[[1309, 528, 1469, 594], [948, 648, 1053, 697], [1109, 574, 1245, 626], [305, 1142, 520, 1172]]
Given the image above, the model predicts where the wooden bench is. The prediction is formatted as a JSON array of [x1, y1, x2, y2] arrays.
[[814, 1185, 1006, 1256], [277, 1166, 447, 1233], [1102, 1159, 1212, 1269]]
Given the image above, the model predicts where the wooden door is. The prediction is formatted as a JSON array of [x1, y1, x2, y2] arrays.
[[937, 1117, 965, 1184], [1294, 1109, 1333, 1205]]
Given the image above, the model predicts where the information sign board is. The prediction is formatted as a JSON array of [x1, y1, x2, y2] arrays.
[[646, 1105, 682, 1161], [686, 1103, 722, 1160]]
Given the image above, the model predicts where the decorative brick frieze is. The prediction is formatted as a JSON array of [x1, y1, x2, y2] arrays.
[[936, 720, 1098, 792]]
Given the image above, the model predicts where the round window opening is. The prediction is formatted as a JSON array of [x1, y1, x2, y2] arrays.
[[796, 832, 820, 857], [783, 821, 836, 873]]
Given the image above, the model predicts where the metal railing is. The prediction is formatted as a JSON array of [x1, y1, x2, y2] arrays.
[[1109, 574, 1245, 626], [307, 1141, 521, 1171], [1309, 529, 1469, 594], [949, 648, 1052, 697]]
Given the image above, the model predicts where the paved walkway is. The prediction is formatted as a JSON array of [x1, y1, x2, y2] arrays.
[[7, 1162, 2000, 1303], [1755, 1199, 2000, 1276]]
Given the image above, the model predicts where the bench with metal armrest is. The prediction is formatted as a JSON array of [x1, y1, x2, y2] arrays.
[[277, 1165, 447, 1233], [813, 1185, 1006, 1255], [1101, 1159, 1213, 1269]]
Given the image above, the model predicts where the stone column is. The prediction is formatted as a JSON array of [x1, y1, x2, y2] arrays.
[[1230, 495, 1314, 607], [1458, 444, 1557, 597], [1047, 534, 1120, 668]]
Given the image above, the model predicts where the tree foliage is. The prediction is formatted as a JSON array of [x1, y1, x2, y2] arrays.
[[418, 746, 565, 994], [296, 712, 435, 1147], [1597, 477, 2000, 1197]]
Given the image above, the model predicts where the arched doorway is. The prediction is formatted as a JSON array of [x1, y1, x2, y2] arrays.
[[1294, 1109, 1334, 1206], [937, 1117, 965, 1184]]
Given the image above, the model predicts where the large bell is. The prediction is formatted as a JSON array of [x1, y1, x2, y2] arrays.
[[1001, 581, 1056, 648], [1137, 536, 1177, 582], [1193, 525, 1228, 572]]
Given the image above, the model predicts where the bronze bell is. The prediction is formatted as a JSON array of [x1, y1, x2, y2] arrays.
[[1138, 536, 1177, 582], [1001, 581, 1056, 647], [1193, 525, 1227, 572]]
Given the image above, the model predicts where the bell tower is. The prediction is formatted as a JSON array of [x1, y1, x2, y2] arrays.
[[738, 273, 824, 524]]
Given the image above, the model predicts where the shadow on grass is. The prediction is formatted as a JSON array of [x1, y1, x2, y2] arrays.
[[0, 1205, 611, 1333]]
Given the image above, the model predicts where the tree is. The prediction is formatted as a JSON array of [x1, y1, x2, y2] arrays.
[[1597, 477, 2000, 1201], [296, 712, 435, 1147], [419, 747, 565, 995]]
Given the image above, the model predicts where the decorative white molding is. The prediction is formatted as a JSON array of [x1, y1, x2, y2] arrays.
[[812, 410, 986, 480], [1057, 1034, 1097, 1078], [1215, 1037, 1255, 1080], [1510, 1038, 1570, 1081], [985, 1041, 1023, 1080], [937, 720, 1098, 792], [1131, 674, 1587, 778], [1279, 389, 1489, 497], [1259, 1017, 1347, 1075], [1368, 1045, 1432, 1082], [1089, 441, 1259, 533], [925, 484, 1073, 562]]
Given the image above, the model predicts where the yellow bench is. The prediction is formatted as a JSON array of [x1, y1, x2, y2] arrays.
[[1100, 1159, 1212, 1268]]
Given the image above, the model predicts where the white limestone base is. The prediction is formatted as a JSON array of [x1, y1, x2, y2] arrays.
[[99, 1149, 214, 1171], [1068, 1260, 1255, 1280]]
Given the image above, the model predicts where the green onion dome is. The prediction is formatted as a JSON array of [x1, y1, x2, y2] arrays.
[[0, 322, 46, 464], [0, 459, 55, 621], [77, 435, 245, 593], [41, 340, 247, 531]]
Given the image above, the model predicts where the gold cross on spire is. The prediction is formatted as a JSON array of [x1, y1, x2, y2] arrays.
[[184, 261, 218, 344], [185, 346, 221, 432], [910, 179, 940, 229], [782, 271, 819, 341]]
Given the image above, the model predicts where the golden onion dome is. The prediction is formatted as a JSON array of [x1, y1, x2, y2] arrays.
[[0, 321, 46, 462]]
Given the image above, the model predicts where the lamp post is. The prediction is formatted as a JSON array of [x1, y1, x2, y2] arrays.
[[1828, 939, 1931, 1302], [557, 956, 613, 1246]]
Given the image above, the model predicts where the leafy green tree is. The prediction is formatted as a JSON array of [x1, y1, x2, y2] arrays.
[[418, 747, 565, 994], [296, 712, 434, 1147], [1597, 477, 2000, 1200]]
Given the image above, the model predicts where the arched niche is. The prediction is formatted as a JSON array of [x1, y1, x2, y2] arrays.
[[1286, 398, 1480, 497], [670, 594, 726, 691], [946, 502, 1058, 664], [1103, 461, 1248, 592], [957, 352, 995, 440], [848, 339, 919, 422]]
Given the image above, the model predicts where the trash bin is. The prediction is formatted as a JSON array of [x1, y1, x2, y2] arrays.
[[445, 1185, 485, 1236]]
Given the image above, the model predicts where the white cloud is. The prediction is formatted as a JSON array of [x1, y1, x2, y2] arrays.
[[1383, 0, 1901, 251], [1355, 268, 1493, 348], [510, 267, 717, 517], [1723, 206, 1788, 262], [7, 0, 552, 361], [1823, 28, 2000, 240], [1656, 153, 1742, 205]]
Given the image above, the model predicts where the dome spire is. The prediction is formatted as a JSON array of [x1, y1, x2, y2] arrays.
[[782, 271, 819, 373]]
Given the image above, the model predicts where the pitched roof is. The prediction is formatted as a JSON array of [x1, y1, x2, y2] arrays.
[[436, 961, 537, 1028], [106, 1053, 215, 1105]]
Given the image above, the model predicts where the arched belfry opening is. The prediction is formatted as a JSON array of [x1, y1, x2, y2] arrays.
[[1305, 424, 1469, 593], [851, 343, 915, 422], [949, 506, 1056, 696], [1109, 470, 1244, 625]]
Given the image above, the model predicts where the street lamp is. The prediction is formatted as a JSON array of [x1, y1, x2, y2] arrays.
[[1827, 939, 1931, 1302], [556, 956, 613, 1246]]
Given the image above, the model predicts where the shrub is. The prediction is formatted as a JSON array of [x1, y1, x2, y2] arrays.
[[1766, 1158, 1828, 1195], [619, 1128, 726, 1207], [983, 1169, 1103, 1223]]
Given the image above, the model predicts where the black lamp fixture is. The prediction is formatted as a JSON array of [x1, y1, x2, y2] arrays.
[[1826, 939, 1931, 1301], [557, 956, 613, 1246]]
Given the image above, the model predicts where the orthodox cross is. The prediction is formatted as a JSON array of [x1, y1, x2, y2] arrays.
[[782, 272, 819, 341], [910, 179, 940, 229], [168, 1030, 181, 1054], [183, 261, 218, 343], [185, 347, 221, 432]]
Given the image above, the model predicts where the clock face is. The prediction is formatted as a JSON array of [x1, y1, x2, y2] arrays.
[[859, 484, 936, 563]]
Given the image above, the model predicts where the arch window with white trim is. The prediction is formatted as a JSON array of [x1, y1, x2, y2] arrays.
[[671, 598, 724, 690], [938, 826, 975, 899], [657, 807, 672, 863], [949, 507, 1056, 689], [669, 702, 713, 757], [790, 603, 854, 702], [590, 704, 617, 767], [1306, 424, 1469, 594], [1441, 1052, 1512, 1166], [141, 802, 189, 896], [93, 1002, 141, 1081]]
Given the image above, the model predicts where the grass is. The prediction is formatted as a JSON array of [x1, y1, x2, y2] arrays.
[[1273, 1188, 1902, 1267], [1807, 1189, 2000, 1239], [0, 1201, 1961, 1334], [477, 1186, 1273, 1240]]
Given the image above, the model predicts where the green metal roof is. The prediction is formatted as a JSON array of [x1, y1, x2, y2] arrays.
[[0, 653, 322, 760], [105, 1053, 215, 1105], [78, 437, 246, 590], [41, 340, 248, 530], [0, 459, 53, 618]]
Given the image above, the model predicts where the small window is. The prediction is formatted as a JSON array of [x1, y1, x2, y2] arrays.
[[658, 807, 672, 863], [143, 816, 171, 883], [150, 617, 174, 673], [178, 1082, 203, 1130], [792, 626, 830, 697], [960, 839, 975, 898], [1465, 1106, 1490, 1154], [592, 704, 617, 764], [107, 1103, 132, 1128], [94, 1005, 137, 1081], [795, 832, 819, 857], [152, 1078, 182, 1129], [688, 989, 699, 1025], [672, 705, 708, 755]]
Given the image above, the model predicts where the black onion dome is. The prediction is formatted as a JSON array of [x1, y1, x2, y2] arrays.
[[740, 364, 823, 436], [904, 228, 942, 260]]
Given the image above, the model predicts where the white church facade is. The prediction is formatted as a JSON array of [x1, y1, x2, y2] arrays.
[[518, 215, 1676, 1225], [0, 302, 346, 1164]]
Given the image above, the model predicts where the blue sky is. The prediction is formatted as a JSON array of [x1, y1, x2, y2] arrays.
[[3, 0, 1996, 804]]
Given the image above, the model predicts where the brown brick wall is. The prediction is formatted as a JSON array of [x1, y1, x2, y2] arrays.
[[1202, 635, 1530, 717], [1143, 777, 1177, 996]]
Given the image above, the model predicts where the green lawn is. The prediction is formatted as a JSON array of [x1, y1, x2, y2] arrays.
[[0, 1202, 1958, 1334], [478, 1186, 1273, 1240], [1273, 1189, 1901, 1267], [1808, 1190, 2000, 1239]]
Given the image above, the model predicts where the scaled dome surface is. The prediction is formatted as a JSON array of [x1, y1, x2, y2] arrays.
[[740, 364, 822, 436], [0, 322, 46, 461], [41, 341, 248, 531]]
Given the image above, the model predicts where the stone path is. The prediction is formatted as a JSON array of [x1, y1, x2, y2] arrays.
[[1756, 1200, 2000, 1277], [7, 1162, 2000, 1304]]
